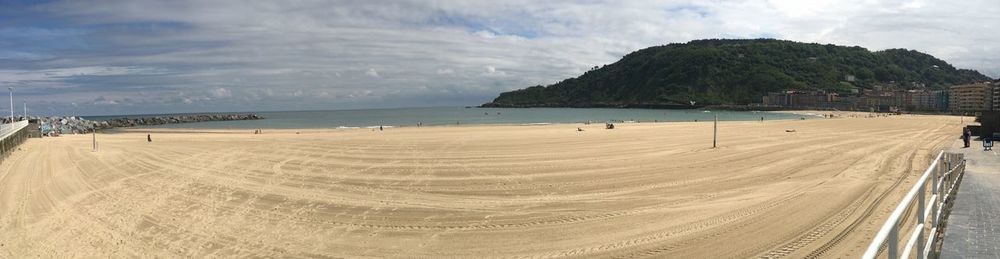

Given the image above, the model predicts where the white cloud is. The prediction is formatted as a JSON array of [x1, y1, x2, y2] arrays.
[[210, 87, 232, 98], [474, 30, 496, 38], [365, 68, 380, 77], [482, 66, 507, 77], [436, 68, 454, 75], [0, 66, 162, 83]]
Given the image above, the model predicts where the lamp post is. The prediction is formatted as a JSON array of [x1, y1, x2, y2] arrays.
[[713, 114, 718, 148], [8, 87, 13, 122]]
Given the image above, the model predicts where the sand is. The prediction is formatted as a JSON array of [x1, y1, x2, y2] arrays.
[[0, 114, 963, 258]]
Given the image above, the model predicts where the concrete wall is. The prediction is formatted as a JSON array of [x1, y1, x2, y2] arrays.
[[0, 121, 31, 165]]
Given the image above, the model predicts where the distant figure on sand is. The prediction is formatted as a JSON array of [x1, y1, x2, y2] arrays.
[[379, 125, 383, 131], [962, 128, 971, 148], [147, 134, 152, 142], [577, 127, 584, 132]]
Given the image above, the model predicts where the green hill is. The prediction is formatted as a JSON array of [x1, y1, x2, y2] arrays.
[[483, 39, 992, 108]]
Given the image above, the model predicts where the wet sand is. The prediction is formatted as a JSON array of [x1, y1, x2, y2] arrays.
[[0, 114, 962, 258]]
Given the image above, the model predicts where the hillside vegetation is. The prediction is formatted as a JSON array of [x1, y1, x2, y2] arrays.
[[484, 39, 992, 108]]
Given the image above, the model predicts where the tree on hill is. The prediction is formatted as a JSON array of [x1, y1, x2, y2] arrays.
[[483, 39, 993, 108]]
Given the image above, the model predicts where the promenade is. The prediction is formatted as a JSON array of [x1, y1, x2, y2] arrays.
[[941, 140, 1000, 258]]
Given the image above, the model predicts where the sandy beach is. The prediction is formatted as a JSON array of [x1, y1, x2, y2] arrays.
[[0, 114, 963, 258]]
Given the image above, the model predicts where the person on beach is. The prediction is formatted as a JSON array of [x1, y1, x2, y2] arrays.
[[379, 125, 383, 131], [962, 128, 971, 148], [147, 134, 152, 142]]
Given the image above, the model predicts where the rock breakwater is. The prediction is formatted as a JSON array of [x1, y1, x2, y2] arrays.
[[32, 114, 263, 135], [100, 114, 263, 128]]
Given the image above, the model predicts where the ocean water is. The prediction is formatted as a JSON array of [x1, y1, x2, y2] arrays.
[[84, 107, 811, 129]]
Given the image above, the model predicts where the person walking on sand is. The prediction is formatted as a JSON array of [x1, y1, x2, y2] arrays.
[[962, 128, 971, 148], [147, 134, 152, 143]]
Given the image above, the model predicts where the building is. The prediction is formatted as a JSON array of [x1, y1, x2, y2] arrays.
[[761, 91, 828, 108], [949, 83, 993, 112], [935, 90, 950, 112], [758, 87, 951, 112], [909, 90, 948, 111], [994, 84, 1000, 111]]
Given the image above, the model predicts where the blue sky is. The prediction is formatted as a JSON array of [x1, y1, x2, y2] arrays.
[[1, 0, 998, 116]]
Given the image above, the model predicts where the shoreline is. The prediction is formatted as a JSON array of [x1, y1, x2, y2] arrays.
[[119, 117, 816, 132], [121, 110, 821, 131]]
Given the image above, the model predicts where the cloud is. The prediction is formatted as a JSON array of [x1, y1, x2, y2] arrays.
[[93, 96, 118, 105], [436, 68, 454, 75], [210, 87, 232, 98], [482, 66, 507, 77], [0, 0, 997, 115]]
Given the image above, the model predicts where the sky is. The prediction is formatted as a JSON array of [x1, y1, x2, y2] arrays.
[[1, 0, 998, 116]]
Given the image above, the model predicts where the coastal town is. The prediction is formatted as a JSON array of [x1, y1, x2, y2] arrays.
[[757, 80, 1000, 113]]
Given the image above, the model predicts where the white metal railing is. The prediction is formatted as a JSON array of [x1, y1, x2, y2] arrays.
[[0, 120, 29, 140], [863, 150, 965, 259]]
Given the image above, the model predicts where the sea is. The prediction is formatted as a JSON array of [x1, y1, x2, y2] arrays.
[[82, 107, 811, 129]]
